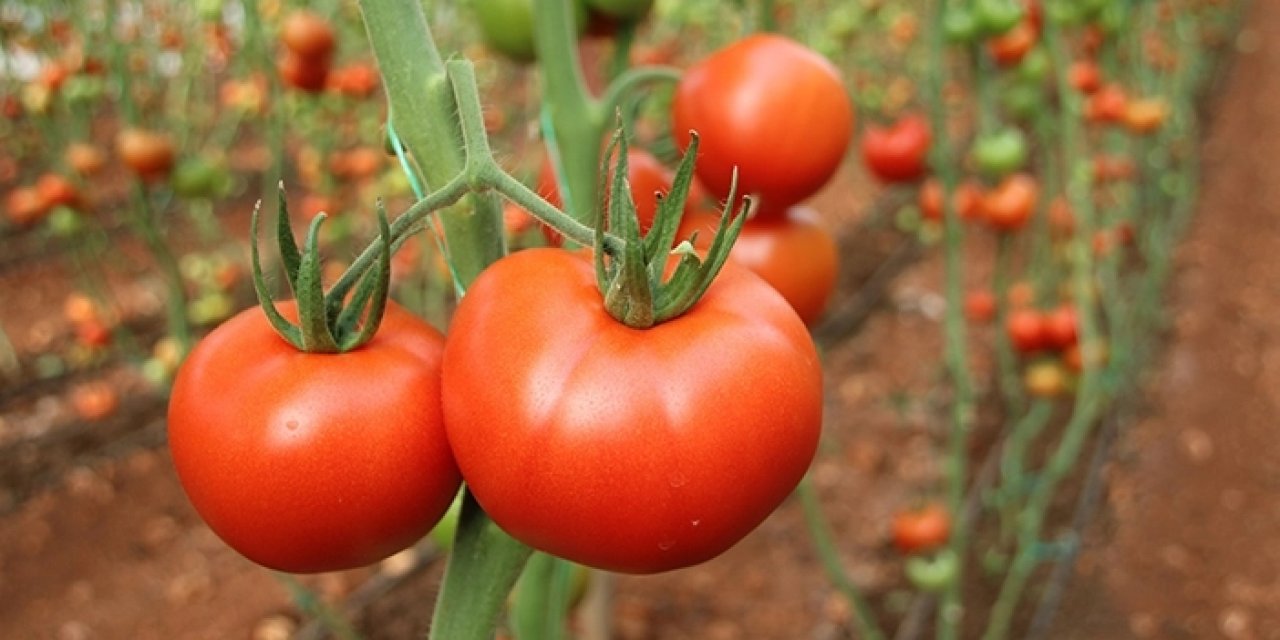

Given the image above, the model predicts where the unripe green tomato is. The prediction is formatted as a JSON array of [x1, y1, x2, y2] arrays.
[[905, 549, 958, 593], [473, 0, 587, 63], [584, 0, 652, 21], [197, 0, 222, 21], [971, 128, 1028, 178], [47, 206, 84, 237], [187, 292, 234, 325], [827, 4, 865, 39], [973, 0, 1024, 35], [1015, 47, 1051, 84], [943, 8, 981, 43], [62, 76, 105, 105], [141, 357, 172, 387], [171, 157, 231, 199], [1044, 0, 1083, 26], [1096, 3, 1125, 33], [1001, 82, 1045, 121]]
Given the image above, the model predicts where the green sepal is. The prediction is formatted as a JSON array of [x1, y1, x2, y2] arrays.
[[275, 183, 303, 297], [336, 204, 393, 351], [249, 202, 304, 348], [600, 131, 654, 328], [644, 131, 698, 277], [295, 214, 341, 353]]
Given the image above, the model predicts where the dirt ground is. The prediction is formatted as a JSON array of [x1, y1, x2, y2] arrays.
[[1, 3, 1278, 639]]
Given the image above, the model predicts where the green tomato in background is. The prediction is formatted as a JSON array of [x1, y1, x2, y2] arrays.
[[943, 7, 981, 43], [972, 128, 1029, 178], [1015, 47, 1051, 84], [1000, 81, 1045, 121], [973, 0, 1024, 36], [171, 157, 232, 199], [906, 550, 958, 592], [473, 0, 587, 63], [46, 206, 84, 238], [584, 0, 653, 21], [62, 76, 105, 105]]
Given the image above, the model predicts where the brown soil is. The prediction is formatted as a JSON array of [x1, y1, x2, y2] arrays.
[[1, 4, 1277, 640]]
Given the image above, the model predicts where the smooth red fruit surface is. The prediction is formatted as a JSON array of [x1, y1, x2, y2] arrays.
[[116, 128, 175, 180], [892, 503, 951, 554], [1042, 305, 1079, 350], [673, 34, 853, 215], [982, 173, 1038, 232], [862, 115, 931, 183], [278, 52, 330, 94], [168, 302, 459, 574], [36, 174, 80, 210], [680, 206, 838, 326], [442, 249, 822, 574], [1006, 308, 1046, 353], [281, 11, 335, 60]]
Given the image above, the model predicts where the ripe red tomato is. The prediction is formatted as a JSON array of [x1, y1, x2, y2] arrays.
[[919, 178, 984, 222], [278, 52, 330, 94], [981, 173, 1038, 232], [116, 128, 175, 181], [281, 10, 335, 61], [65, 143, 106, 176], [1042, 305, 1079, 350], [679, 206, 839, 326], [964, 289, 997, 323], [987, 20, 1038, 66], [892, 503, 951, 554], [1069, 60, 1102, 94], [862, 114, 932, 183], [1006, 308, 1046, 353], [35, 174, 80, 210], [168, 301, 459, 573], [442, 249, 822, 573], [6, 187, 48, 226], [1085, 84, 1128, 123], [672, 34, 853, 217]]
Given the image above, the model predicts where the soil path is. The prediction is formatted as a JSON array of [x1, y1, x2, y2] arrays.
[[1054, 2, 1280, 638]]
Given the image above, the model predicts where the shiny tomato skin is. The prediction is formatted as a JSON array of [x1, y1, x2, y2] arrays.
[[673, 34, 853, 215], [862, 115, 931, 183], [442, 249, 823, 574], [680, 206, 838, 326], [168, 301, 459, 574]]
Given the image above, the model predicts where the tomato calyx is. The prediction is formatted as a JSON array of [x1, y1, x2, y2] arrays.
[[593, 130, 748, 329], [248, 185, 393, 353]]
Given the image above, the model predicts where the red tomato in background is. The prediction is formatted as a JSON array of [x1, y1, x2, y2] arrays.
[[1006, 308, 1046, 353], [919, 178, 984, 222], [116, 128, 175, 181], [862, 115, 932, 183], [679, 206, 839, 326], [168, 302, 459, 573], [964, 289, 997, 323], [280, 10, 336, 61], [673, 34, 853, 217], [892, 503, 951, 554], [278, 52, 330, 94], [981, 173, 1038, 232], [442, 249, 822, 574], [1042, 305, 1079, 350]]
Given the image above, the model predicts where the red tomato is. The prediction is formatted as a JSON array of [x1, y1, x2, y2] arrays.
[[329, 62, 379, 97], [71, 382, 119, 422], [168, 301, 459, 573], [987, 20, 1038, 67], [36, 174, 80, 210], [1042, 305, 1078, 350], [280, 10, 335, 61], [981, 173, 1038, 232], [1069, 60, 1102, 94], [1085, 84, 1128, 123], [679, 206, 839, 326], [672, 34, 853, 216], [5, 187, 48, 226], [1123, 97, 1168, 134], [861, 114, 931, 183], [442, 249, 822, 574], [278, 52, 330, 94], [115, 128, 175, 181], [919, 178, 984, 222], [892, 503, 951, 554], [964, 289, 997, 323], [66, 143, 106, 176], [1006, 308, 1046, 353]]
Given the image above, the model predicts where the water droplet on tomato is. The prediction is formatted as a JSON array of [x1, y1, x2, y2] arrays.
[[658, 539, 676, 551], [691, 519, 701, 527], [668, 472, 688, 488], [285, 420, 299, 431]]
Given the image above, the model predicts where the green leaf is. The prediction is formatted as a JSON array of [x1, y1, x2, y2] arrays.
[[644, 131, 698, 278], [249, 202, 303, 348], [338, 204, 394, 352]]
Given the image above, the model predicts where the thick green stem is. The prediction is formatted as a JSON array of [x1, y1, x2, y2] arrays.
[[430, 493, 534, 640], [359, 0, 504, 289]]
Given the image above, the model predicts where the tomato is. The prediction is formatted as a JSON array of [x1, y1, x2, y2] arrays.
[[1084, 84, 1127, 123], [892, 503, 951, 554], [987, 20, 1038, 66], [442, 249, 822, 574], [1042, 305, 1079, 350], [35, 174, 80, 210], [680, 206, 839, 326], [1069, 60, 1102, 94], [168, 301, 459, 573], [278, 52, 330, 94], [964, 289, 997, 323], [280, 10, 335, 61], [919, 178, 983, 222], [328, 62, 379, 97], [861, 114, 931, 184], [171, 157, 231, 199], [585, 0, 653, 21], [65, 143, 106, 176], [1006, 308, 1045, 353], [1024, 360, 1069, 398], [1123, 97, 1169, 134], [1048, 196, 1074, 236], [71, 382, 119, 422], [75, 317, 113, 349], [943, 8, 981, 42], [474, 0, 587, 62], [5, 187, 47, 226], [116, 128, 175, 181], [673, 34, 853, 217], [981, 173, 1038, 232], [971, 128, 1027, 178], [1015, 47, 1051, 84], [973, 0, 1024, 35], [905, 550, 959, 592]]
